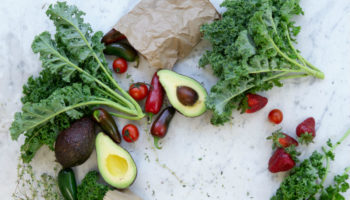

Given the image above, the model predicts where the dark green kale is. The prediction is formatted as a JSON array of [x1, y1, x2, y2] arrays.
[[200, 0, 324, 125], [10, 2, 144, 162]]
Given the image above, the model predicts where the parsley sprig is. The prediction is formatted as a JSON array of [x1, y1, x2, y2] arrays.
[[271, 128, 350, 200]]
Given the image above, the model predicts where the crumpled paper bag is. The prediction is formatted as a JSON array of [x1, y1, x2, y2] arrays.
[[114, 0, 219, 69]]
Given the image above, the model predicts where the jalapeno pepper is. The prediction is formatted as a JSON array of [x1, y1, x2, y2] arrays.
[[150, 107, 176, 149], [145, 72, 164, 123], [58, 168, 77, 200], [101, 29, 127, 45], [93, 108, 121, 144], [103, 42, 137, 61]]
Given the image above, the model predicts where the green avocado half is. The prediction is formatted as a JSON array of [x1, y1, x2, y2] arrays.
[[96, 132, 137, 189], [157, 70, 207, 117]]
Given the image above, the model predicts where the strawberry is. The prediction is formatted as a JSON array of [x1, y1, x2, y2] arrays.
[[268, 148, 296, 173], [296, 117, 316, 145], [245, 93, 268, 113], [267, 130, 298, 149]]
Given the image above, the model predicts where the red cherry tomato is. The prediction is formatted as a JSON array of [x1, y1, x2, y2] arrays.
[[122, 124, 139, 143], [129, 83, 149, 101], [268, 109, 283, 124], [113, 58, 128, 74]]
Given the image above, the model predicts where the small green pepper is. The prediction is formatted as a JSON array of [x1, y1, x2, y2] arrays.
[[103, 42, 137, 62], [58, 168, 77, 200], [93, 108, 121, 144]]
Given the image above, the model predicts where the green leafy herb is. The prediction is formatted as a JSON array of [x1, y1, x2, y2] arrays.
[[12, 161, 63, 200], [200, 0, 324, 125], [320, 170, 350, 200], [10, 2, 144, 162], [271, 129, 350, 200], [77, 171, 111, 200]]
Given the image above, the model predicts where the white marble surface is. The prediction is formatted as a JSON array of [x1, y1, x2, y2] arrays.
[[1, 0, 350, 199]]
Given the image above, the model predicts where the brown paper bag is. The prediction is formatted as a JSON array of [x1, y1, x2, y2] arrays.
[[114, 0, 219, 69]]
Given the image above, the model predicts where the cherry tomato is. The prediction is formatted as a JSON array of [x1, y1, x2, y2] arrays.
[[112, 58, 128, 74], [122, 124, 139, 143], [129, 83, 149, 101], [268, 109, 283, 124]]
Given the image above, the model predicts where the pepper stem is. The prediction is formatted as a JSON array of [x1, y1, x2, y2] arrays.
[[147, 113, 154, 124], [153, 136, 162, 150]]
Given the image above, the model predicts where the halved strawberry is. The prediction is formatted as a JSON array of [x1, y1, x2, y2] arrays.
[[245, 93, 268, 113], [268, 148, 296, 173], [296, 117, 316, 145], [267, 130, 298, 149]]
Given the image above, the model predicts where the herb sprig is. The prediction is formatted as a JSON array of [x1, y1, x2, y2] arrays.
[[271, 129, 350, 200]]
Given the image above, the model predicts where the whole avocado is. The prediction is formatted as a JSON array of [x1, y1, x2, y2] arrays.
[[55, 117, 95, 168]]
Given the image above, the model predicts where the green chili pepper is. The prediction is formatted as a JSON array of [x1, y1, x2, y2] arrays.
[[93, 108, 121, 144], [58, 168, 77, 200], [104, 42, 138, 62]]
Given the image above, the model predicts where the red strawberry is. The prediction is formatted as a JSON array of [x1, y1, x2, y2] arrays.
[[268, 148, 296, 173], [296, 117, 316, 144], [267, 131, 298, 149], [245, 93, 268, 113]]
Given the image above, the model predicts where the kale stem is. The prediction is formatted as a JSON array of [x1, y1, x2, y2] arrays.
[[269, 38, 324, 79], [284, 29, 320, 72], [93, 87, 128, 107], [94, 97, 138, 115], [22, 100, 135, 133], [59, 14, 143, 116], [278, 73, 308, 80], [40, 37, 134, 110], [249, 68, 300, 74], [284, 27, 307, 68], [109, 112, 144, 120]]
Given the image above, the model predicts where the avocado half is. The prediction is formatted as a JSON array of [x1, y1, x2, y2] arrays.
[[96, 132, 137, 189], [157, 70, 207, 117]]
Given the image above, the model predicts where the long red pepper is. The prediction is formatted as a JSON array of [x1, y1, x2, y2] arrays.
[[145, 72, 164, 123]]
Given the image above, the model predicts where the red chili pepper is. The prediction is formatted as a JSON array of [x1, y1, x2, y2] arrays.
[[145, 72, 164, 123], [151, 107, 176, 149]]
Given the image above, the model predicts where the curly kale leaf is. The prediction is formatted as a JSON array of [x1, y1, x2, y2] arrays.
[[77, 171, 111, 200], [200, 0, 324, 125], [10, 2, 143, 162]]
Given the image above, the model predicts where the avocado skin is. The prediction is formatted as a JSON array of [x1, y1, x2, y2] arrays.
[[157, 70, 207, 117], [55, 117, 95, 168]]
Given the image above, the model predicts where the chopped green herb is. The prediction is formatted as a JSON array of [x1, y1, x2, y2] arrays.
[[77, 171, 111, 200]]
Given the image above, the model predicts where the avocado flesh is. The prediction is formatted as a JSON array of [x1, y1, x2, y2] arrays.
[[157, 70, 207, 117], [96, 133, 137, 189]]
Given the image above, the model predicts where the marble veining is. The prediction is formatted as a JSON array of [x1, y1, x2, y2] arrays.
[[1, 0, 350, 199]]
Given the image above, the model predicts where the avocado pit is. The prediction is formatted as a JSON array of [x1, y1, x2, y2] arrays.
[[176, 86, 199, 106]]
